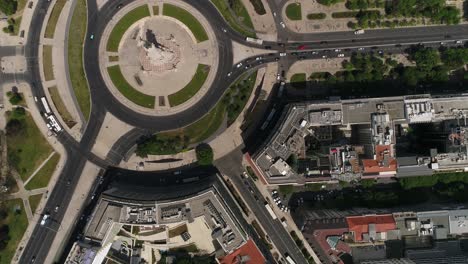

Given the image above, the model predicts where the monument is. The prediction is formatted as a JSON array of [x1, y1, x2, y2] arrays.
[[137, 20, 181, 74]]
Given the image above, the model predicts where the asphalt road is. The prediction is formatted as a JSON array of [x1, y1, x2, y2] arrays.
[[14, 0, 468, 262], [215, 149, 309, 264]]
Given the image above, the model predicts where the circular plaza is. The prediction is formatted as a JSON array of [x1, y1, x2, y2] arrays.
[[100, 1, 219, 115]]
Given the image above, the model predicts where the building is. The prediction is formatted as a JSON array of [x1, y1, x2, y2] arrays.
[[253, 94, 468, 185], [346, 214, 398, 242], [218, 239, 266, 264]]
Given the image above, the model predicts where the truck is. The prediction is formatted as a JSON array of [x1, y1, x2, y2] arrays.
[[264, 202, 277, 220], [285, 254, 296, 264], [40, 97, 52, 114], [278, 82, 285, 98], [245, 37, 263, 45]]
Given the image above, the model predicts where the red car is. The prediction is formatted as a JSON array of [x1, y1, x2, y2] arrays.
[[298, 45, 307, 50]]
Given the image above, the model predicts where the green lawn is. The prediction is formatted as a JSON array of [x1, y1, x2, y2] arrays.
[[107, 5, 150, 52], [48, 86, 76, 128], [160, 102, 226, 144], [44, 0, 66, 38], [42, 45, 54, 81], [290, 73, 306, 83], [210, 0, 256, 38], [168, 64, 210, 107], [28, 194, 43, 213], [25, 153, 60, 190], [286, 3, 302, 20], [7, 112, 53, 181], [0, 199, 28, 264], [68, 0, 90, 120], [163, 4, 208, 42], [107, 65, 155, 108]]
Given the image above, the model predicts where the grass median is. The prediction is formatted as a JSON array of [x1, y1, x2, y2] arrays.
[[42, 45, 54, 81], [163, 4, 208, 42], [107, 65, 155, 108], [0, 199, 28, 264], [44, 0, 66, 38], [48, 86, 77, 128], [68, 0, 90, 120], [25, 153, 60, 190], [107, 5, 150, 52], [168, 64, 210, 107], [210, 0, 256, 38]]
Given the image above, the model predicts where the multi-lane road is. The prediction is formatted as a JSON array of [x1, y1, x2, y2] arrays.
[[4, 0, 467, 262]]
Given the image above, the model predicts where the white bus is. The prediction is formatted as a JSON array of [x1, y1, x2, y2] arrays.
[[245, 37, 263, 45], [264, 203, 277, 220], [47, 115, 62, 132], [40, 97, 52, 114]]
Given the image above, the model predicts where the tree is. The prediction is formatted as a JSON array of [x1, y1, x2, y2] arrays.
[[195, 143, 213, 166], [412, 48, 440, 73], [8, 91, 22, 105], [0, 0, 17, 16], [5, 119, 24, 136]]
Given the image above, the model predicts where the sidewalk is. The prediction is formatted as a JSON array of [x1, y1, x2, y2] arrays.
[[240, 0, 277, 41], [91, 111, 134, 160]]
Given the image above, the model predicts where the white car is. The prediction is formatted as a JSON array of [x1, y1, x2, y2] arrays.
[[354, 29, 365, 35], [255, 57, 262, 61], [222, 28, 227, 33], [311, 51, 318, 55], [456, 40, 463, 44], [338, 53, 344, 57], [273, 12, 276, 17], [54, 205, 59, 212], [227, 72, 232, 77], [236, 62, 243, 68], [272, 190, 278, 195], [358, 47, 365, 51], [334, 49, 341, 52], [322, 55, 327, 59], [280, 21, 285, 28], [40, 214, 49, 225], [279, 52, 287, 57]]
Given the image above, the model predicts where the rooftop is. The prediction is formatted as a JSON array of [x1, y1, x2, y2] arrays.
[[218, 239, 266, 264]]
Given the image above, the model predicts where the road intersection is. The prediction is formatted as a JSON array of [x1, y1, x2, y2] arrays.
[[0, 0, 466, 262]]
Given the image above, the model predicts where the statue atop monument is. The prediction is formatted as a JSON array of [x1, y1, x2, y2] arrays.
[[137, 20, 181, 73]]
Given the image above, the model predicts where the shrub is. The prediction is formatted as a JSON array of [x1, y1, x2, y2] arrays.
[[8, 92, 22, 105], [249, 0, 266, 15], [307, 13, 326, 19], [195, 143, 214, 166]]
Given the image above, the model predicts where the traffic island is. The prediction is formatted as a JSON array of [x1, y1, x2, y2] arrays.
[[100, 0, 219, 115]]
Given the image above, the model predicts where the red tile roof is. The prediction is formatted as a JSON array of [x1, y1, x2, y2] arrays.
[[219, 239, 266, 264], [346, 214, 396, 242], [362, 145, 397, 174]]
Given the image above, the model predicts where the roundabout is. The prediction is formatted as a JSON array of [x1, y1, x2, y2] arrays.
[[100, 1, 219, 115], [83, 0, 235, 130]]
